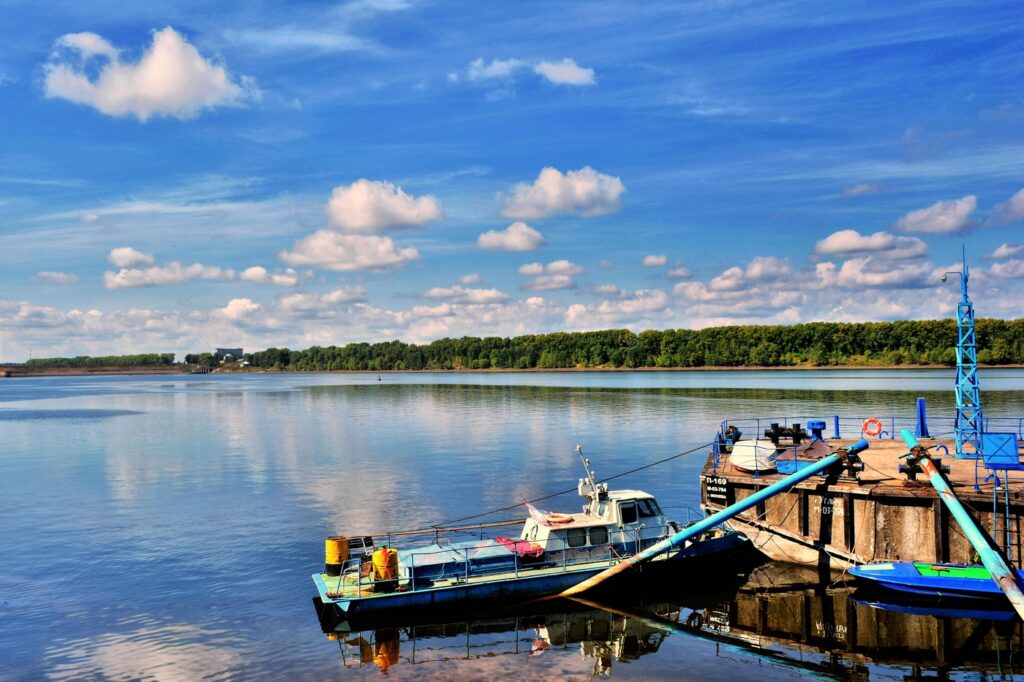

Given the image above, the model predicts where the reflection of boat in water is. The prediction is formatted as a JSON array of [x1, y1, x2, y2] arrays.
[[313, 453, 752, 621]]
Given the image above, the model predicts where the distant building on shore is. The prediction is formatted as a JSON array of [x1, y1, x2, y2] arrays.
[[216, 348, 244, 361]]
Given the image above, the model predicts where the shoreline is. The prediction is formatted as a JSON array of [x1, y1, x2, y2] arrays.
[[3, 364, 1023, 378]]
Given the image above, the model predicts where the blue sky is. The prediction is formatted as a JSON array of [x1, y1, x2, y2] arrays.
[[1, 0, 1022, 360]]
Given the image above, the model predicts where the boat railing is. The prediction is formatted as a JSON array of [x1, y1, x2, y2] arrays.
[[332, 523, 682, 597]]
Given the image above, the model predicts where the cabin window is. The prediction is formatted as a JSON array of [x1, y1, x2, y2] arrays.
[[638, 499, 660, 518], [567, 528, 588, 548], [620, 503, 638, 525], [589, 526, 608, 545]]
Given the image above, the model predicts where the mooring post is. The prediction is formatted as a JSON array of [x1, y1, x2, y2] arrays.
[[900, 428, 1024, 620]]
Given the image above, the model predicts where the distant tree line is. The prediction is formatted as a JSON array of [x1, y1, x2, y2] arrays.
[[25, 353, 175, 368], [232, 319, 1024, 371]]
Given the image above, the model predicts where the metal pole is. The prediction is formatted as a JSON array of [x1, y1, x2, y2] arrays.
[[560, 440, 868, 597], [900, 428, 1024, 620]]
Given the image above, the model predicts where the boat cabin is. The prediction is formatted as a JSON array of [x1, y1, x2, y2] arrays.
[[519, 478, 673, 561]]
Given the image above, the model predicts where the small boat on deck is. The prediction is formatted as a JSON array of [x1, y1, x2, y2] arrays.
[[313, 456, 752, 621], [848, 561, 1024, 599]]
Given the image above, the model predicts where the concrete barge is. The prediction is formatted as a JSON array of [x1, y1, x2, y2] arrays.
[[700, 422, 1024, 570]]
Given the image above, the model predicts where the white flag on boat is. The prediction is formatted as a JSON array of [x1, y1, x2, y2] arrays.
[[524, 500, 552, 526]]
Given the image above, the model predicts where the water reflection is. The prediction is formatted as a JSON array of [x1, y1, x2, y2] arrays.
[[314, 562, 1024, 680]]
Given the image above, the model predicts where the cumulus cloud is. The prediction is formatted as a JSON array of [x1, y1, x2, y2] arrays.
[[820, 257, 934, 289], [214, 297, 260, 320], [44, 27, 255, 121], [477, 221, 545, 251], [991, 243, 1024, 260], [814, 229, 927, 260], [667, 265, 692, 279], [466, 57, 525, 82], [567, 289, 669, 328], [502, 166, 625, 220], [325, 179, 442, 232], [842, 183, 881, 197], [104, 261, 235, 289], [518, 259, 583, 291], [240, 266, 301, 286], [992, 188, 1024, 225], [108, 247, 155, 268], [278, 287, 367, 313], [707, 256, 792, 292], [642, 254, 667, 267], [279, 230, 419, 272], [989, 259, 1024, 280], [32, 271, 79, 284], [422, 285, 508, 303], [458, 273, 482, 285], [894, 195, 977, 233], [533, 58, 596, 86]]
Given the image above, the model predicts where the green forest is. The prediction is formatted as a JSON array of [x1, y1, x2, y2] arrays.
[[25, 353, 176, 368], [239, 318, 1024, 371]]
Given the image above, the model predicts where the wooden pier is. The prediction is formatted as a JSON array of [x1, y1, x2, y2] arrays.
[[701, 436, 1024, 569]]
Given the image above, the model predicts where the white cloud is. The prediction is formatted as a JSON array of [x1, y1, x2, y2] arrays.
[[642, 254, 667, 267], [32, 271, 79, 284], [894, 195, 976, 233], [991, 243, 1024, 260], [423, 285, 508, 304], [533, 58, 596, 86], [467, 57, 526, 82], [278, 287, 368, 313], [44, 27, 256, 121], [594, 284, 624, 298], [240, 266, 301, 286], [458, 273, 482, 285], [567, 289, 670, 328], [477, 221, 545, 251], [108, 246, 155, 268], [214, 297, 260, 320], [825, 256, 933, 289], [667, 265, 692, 279], [992, 188, 1024, 224], [524, 274, 577, 291], [279, 230, 419, 272], [517, 260, 583, 290], [989, 259, 1024, 280], [325, 179, 442, 232], [502, 167, 625, 220], [842, 183, 881, 197], [104, 262, 235, 289], [707, 256, 792, 292], [814, 229, 927, 260]]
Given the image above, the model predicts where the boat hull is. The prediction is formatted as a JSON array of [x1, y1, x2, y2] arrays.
[[314, 530, 753, 622], [848, 561, 1024, 599]]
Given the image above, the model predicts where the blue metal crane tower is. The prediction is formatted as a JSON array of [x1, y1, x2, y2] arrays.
[[944, 254, 983, 459]]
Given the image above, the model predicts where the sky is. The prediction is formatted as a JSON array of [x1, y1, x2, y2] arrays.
[[0, 0, 1022, 361]]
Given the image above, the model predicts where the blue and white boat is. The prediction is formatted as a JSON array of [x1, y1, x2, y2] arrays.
[[848, 561, 1024, 599], [313, 456, 751, 620]]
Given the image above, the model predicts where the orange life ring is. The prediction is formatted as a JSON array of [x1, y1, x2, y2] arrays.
[[862, 417, 883, 437], [545, 513, 574, 525]]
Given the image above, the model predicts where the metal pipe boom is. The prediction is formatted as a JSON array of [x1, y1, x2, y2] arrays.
[[560, 440, 868, 597], [899, 428, 1024, 620]]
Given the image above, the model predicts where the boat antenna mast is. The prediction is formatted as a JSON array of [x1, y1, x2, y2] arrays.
[[942, 247, 983, 460], [577, 444, 606, 514]]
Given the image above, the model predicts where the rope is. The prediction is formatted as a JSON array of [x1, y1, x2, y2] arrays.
[[432, 441, 714, 527]]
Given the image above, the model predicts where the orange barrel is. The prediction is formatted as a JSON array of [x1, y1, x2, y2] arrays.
[[372, 547, 399, 593], [325, 536, 349, 576]]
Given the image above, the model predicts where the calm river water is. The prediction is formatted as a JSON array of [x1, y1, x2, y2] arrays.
[[2, 369, 1023, 680]]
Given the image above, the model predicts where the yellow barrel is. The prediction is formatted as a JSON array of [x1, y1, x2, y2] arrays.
[[372, 547, 399, 592], [325, 536, 349, 576]]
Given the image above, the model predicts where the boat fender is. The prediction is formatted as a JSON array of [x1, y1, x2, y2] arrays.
[[862, 418, 883, 437], [545, 513, 574, 525]]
